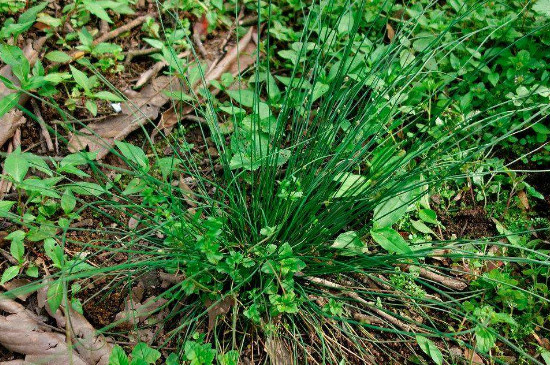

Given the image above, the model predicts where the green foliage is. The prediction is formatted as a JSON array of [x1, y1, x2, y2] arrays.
[[0, 0, 549, 364]]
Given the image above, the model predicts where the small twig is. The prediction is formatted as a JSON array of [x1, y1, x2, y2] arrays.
[[192, 33, 208, 59], [401, 265, 467, 291], [125, 47, 160, 63], [134, 50, 190, 88], [207, 7, 245, 73], [125, 44, 186, 63], [31, 99, 54, 152], [70, 14, 153, 62], [99, 20, 110, 36], [301, 275, 419, 332], [93, 14, 152, 45]]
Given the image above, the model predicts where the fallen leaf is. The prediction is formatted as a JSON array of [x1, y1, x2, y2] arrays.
[[0, 295, 87, 365], [205, 296, 234, 332], [517, 190, 529, 210], [193, 14, 209, 38], [386, 23, 395, 42]]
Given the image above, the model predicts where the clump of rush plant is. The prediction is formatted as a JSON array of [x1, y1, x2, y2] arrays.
[[2, 0, 550, 364]]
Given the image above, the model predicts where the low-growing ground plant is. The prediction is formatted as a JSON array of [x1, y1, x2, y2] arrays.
[[1, 0, 550, 364]]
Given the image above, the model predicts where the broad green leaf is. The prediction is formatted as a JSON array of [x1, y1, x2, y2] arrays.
[[373, 181, 420, 228], [337, 11, 354, 34], [26, 265, 39, 278], [115, 141, 149, 171], [226, 89, 256, 108], [532, 122, 550, 135], [333, 173, 369, 198], [85, 99, 97, 116], [311, 82, 329, 102], [475, 325, 496, 353], [419, 209, 437, 224], [47, 280, 64, 313], [0, 93, 20, 118], [411, 220, 434, 235], [44, 238, 64, 268], [332, 231, 365, 255], [84, 1, 112, 22], [0, 201, 16, 217], [109, 345, 129, 365], [370, 227, 412, 254], [0, 44, 29, 81], [68, 182, 105, 196], [415, 335, 443, 365], [45, 51, 72, 63], [533, 0, 550, 17], [541, 350, 550, 365], [1, 266, 20, 284], [5, 148, 29, 183], [9, 234, 25, 262], [131, 343, 161, 364]]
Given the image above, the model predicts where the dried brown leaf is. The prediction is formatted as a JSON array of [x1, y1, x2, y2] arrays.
[[386, 23, 395, 42], [205, 296, 234, 332]]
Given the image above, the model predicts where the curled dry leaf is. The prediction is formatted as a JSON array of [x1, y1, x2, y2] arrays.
[[386, 23, 395, 42], [518, 190, 529, 210]]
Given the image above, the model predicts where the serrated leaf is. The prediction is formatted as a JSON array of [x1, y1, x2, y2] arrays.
[[475, 325, 496, 353], [370, 227, 412, 254], [131, 343, 161, 364]]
